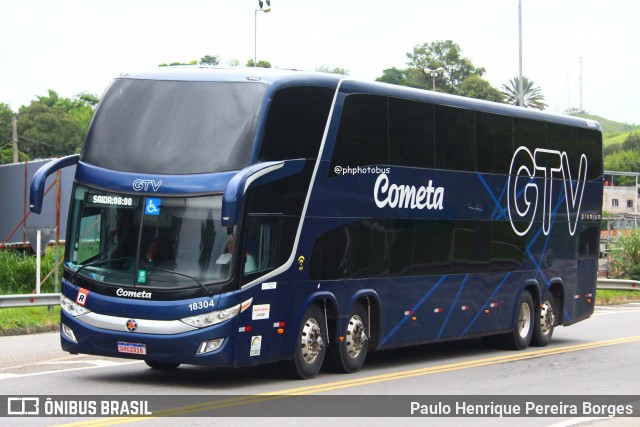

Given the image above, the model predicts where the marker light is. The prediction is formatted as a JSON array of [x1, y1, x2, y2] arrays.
[[60, 295, 91, 317], [181, 298, 253, 329]]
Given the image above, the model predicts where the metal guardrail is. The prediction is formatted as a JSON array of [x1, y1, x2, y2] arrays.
[[0, 293, 60, 308], [596, 278, 640, 291], [0, 278, 638, 309]]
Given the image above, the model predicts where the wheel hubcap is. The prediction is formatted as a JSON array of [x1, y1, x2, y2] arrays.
[[518, 301, 531, 338], [345, 314, 368, 359], [301, 318, 324, 364], [539, 300, 555, 335]]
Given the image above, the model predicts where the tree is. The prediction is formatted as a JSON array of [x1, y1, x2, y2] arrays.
[[458, 75, 504, 102], [406, 40, 485, 94], [158, 60, 198, 67], [315, 65, 349, 75], [17, 90, 98, 159], [245, 59, 272, 68], [0, 102, 13, 147], [376, 67, 410, 86], [501, 76, 547, 110], [199, 55, 220, 66], [611, 228, 640, 280]]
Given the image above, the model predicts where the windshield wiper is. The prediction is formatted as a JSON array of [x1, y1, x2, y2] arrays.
[[142, 265, 214, 296], [68, 256, 133, 283]]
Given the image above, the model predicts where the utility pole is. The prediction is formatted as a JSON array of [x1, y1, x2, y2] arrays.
[[518, 0, 524, 107], [12, 115, 18, 163]]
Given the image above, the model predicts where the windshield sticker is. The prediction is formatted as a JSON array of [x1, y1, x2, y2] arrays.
[[144, 198, 161, 216], [76, 288, 89, 306], [252, 304, 270, 320], [250, 336, 262, 356], [137, 270, 147, 284]]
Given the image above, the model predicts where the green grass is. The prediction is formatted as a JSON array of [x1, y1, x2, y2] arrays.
[[603, 130, 638, 146], [0, 306, 60, 334], [0, 248, 64, 295], [596, 289, 640, 305]]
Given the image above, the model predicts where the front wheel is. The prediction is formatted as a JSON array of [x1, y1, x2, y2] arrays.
[[282, 304, 327, 379], [494, 290, 534, 350], [531, 291, 555, 347], [325, 303, 369, 373]]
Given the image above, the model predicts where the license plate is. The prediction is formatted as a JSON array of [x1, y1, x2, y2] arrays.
[[117, 341, 147, 355]]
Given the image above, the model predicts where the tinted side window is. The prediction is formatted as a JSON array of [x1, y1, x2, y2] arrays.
[[389, 98, 435, 168], [259, 86, 335, 161], [435, 105, 477, 171], [413, 220, 454, 275], [389, 219, 415, 275], [514, 118, 547, 154], [548, 124, 578, 177], [477, 112, 513, 174], [330, 95, 388, 174], [578, 128, 603, 180]]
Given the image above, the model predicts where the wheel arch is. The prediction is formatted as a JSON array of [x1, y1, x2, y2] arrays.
[[547, 279, 565, 326]]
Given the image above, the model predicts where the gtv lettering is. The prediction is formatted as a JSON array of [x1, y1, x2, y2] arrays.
[[507, 146, 587, 237], [132, 179, 162, 192]]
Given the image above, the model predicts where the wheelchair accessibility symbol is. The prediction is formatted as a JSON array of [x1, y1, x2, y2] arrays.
[[145, 198, 161, 216]]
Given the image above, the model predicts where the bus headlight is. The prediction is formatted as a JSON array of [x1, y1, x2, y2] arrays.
[[60, 295, 91, 317], [180, 298, 252, 329]]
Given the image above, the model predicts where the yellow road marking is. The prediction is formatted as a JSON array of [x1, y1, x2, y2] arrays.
[[54, 335, 640, 426]]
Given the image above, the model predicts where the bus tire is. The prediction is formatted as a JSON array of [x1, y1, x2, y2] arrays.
[[326, 303, 369, 373], [495, 290, 534, 350], [282, 304, 326, 379], [145, 361, 180, 370], [531, 291, 555, 347]]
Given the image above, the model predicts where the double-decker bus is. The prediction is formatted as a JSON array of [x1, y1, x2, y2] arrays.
[[31, 67, 603, 379]]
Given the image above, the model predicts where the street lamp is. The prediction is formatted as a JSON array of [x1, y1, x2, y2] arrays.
[[423, 67, 445, 91], [254, 0, 271, 67]]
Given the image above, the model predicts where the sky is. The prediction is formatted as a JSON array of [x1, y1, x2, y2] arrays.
[[1, 0, 638, 124]]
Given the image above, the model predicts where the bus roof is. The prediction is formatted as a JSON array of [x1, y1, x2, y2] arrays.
[[115, 67, 601, 132], [116, 66, 342, 89]]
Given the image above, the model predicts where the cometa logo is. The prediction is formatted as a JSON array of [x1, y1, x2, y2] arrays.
[[374, 173, 444, 210], [116, 288, 152, 299]]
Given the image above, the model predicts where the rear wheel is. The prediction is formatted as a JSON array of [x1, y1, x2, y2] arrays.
[[531, 291, 555, 347], [494, 290, 534, 350], [326, 303, 369, 373], [282, 304, 326, 379], [145, 361, 180, 370]]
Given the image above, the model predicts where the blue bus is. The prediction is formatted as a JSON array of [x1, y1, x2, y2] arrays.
[[31, 68, 603, 379]]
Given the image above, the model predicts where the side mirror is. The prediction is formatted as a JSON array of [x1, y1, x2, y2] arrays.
[[221, 159, 306, 226], [30, 154, 80, 214]]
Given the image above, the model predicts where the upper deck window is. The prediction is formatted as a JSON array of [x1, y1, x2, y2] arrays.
[[82, 79, 267, 174]]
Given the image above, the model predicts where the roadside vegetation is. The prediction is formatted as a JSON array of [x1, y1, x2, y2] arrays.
[[0, 248, 63, 334]]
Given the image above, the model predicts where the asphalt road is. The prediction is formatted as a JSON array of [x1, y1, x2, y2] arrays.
[[1, 303, 640, 427]]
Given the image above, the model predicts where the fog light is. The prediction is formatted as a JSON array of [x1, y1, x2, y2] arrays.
[[62, 324, 77, 343], [197, 338, 225, 355]]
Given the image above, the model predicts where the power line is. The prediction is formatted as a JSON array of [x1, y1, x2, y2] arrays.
[[17, 136, 75, 153]]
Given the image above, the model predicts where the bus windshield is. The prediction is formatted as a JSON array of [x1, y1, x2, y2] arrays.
[[82, 79, 266, 174], [67, 185, 235, 290]]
